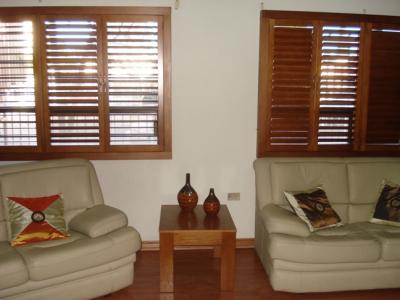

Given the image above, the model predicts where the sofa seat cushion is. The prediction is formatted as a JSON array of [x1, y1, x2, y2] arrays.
[[0, 242, 28, 289], [15, 227, 141, 281], [268, 224, 381, 264], [272, 257, 400, 272], [356, 222, 400, 261], [260, 204, 310, 237]]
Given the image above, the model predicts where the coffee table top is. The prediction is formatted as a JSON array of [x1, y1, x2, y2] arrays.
[[159, 205, 236, 232]]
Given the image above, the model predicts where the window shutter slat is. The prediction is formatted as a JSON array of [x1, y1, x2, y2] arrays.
[[106, 20, 159, 146], [44, 18, 100, 147], [366, 26, 400, 147], [0, 21, 37, 146], [268, 23, 314, 150], [318, 24, 361, 146]]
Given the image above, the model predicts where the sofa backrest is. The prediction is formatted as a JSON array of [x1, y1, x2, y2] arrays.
[[0, 159, 104, 242], [254, 157, 400, 224], [347, 161, 400, 222]]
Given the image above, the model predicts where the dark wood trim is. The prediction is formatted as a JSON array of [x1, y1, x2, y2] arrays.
[[141, 238, 255, 251], [33, 15, 45, 153], [97, 15, 108, 153], [258, 151, 400, 157], [0, 151, 172, 160], [310, 20, 322, 151], [156, 16, 166, 153], [261, 10, 400, 24], [358, 23, 372, 151], [162, 12, 172, 155], [256, 15, 272, 158], [0, 7, 171, 16]]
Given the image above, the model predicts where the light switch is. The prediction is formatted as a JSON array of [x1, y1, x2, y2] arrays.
[[227, 192, 240, 201]]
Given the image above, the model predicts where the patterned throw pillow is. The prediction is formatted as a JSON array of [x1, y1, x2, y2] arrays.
[[370, 181, 400, 227], [6, 194, 69, 246], [284, 187, 343, 232]]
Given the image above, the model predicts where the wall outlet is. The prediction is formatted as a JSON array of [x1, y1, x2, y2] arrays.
[[227, 192, 240, 201]]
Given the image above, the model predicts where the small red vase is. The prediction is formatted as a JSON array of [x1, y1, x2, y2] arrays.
[[177, 173, 198, 211], [203, 188, 220, 216]]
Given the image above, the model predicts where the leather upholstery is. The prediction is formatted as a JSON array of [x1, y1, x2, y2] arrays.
[[270, 162, 349, 206], [260, 204, 310, 237], [268, 224, 381, 264], [15, 228, 140, 281], [0, 242, 28, 290], [254, 157, 400, 292], [69, 205, 128, 238], [0, 159, 141, 299], [359, 222, 400, 261]]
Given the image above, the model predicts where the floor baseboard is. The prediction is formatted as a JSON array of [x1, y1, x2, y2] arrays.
[[141, 238, 254, 251]]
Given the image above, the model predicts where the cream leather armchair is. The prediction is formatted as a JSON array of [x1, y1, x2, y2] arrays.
[[0, 159, 141, 300]]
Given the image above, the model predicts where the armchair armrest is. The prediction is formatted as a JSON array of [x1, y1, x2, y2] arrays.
[[69, 205, 128, 238], [261, 204, 310, 237]]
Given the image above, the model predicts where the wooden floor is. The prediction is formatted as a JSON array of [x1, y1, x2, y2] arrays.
[[100, 248, 400, 300]]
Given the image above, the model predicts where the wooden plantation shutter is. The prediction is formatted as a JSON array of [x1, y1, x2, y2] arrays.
[[0, 19, 37, 147], [263, 19, 316, 152], [0, 7, 171, 160], [317, 23, 361, 149], [105, 17, 160, 147], [42, 17, 102, 149], [259, 18, 363, 154], [364, 24, 400, 149], [258, 10, 400, 157]]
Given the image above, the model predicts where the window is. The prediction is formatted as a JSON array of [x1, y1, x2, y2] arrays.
[[257, 11, 400, 156], [0, 7, 171, 160]]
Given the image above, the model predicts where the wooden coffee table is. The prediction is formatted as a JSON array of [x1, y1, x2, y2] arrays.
[[159, 204, 236, 293]]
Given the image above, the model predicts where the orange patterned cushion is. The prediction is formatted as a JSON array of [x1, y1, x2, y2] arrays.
[[6, 194, 69, 246]]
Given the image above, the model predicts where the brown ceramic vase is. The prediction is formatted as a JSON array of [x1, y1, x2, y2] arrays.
[[177, 173, 198, 211], [203, 188, 220, 216]]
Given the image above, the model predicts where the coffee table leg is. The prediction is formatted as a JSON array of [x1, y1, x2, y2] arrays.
[[160, 232, 174, 292], [220, 231, 236, 290]]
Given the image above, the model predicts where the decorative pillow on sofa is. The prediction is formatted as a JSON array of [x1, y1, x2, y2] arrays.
[[284, 187, 343, 232], [370, 181, 400, 227], [6, 194, 69, 246]]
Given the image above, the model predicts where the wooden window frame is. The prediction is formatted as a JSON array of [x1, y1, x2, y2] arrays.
[[257, 10, 400, 157], [0, 7, 171, 160]]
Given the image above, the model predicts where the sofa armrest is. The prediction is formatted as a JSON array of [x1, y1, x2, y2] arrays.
[[69, 205, 128, 238], [261, 204, 310, 237]]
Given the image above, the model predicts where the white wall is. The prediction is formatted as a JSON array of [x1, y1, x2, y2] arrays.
[[1, 0, 400, 241]]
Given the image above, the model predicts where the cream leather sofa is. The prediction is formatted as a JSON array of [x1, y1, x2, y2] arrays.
[[0, 159, 141, 300], [254, 157, 400, 293]]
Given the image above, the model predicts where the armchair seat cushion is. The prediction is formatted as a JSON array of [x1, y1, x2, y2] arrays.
[[15, 227, 140, 281], [268, 223, 381, 264], [0, 242, 28, 289]]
